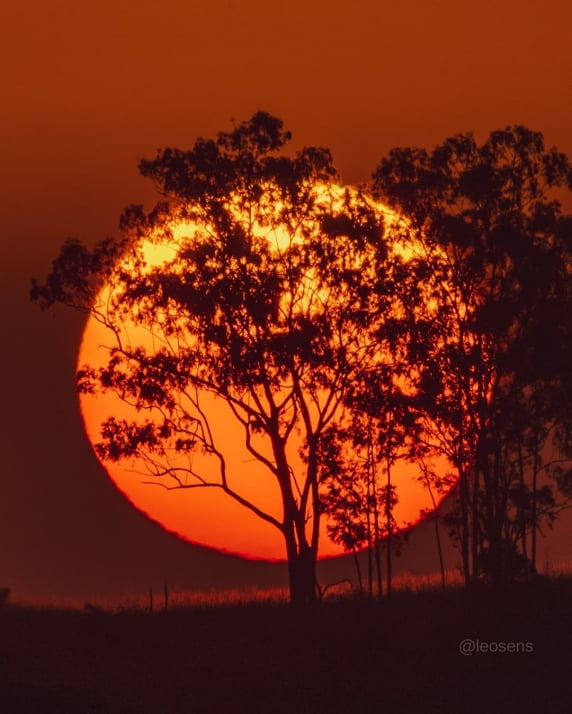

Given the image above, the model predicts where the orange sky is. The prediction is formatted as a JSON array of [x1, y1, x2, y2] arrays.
[[2, 0, 571, 599]]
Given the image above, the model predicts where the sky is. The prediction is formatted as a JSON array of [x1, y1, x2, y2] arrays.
[[1, 0, 572, 602]]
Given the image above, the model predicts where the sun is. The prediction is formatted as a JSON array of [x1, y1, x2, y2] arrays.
[[77, 183, 447, 561]]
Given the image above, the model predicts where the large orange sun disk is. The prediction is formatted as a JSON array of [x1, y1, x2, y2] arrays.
[[78, 185, 444, 560]]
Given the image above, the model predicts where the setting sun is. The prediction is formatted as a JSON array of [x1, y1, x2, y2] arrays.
[[77, 182, 444, 560]]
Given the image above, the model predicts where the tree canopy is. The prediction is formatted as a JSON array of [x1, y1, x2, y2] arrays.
[[33, 115, 572, 599], [33, 112, 424, 604], [373, 125, 572, 584]]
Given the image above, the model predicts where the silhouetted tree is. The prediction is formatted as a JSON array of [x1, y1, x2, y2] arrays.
[[318, 368, 415, 596], [417, 459, 452, 589], [32, 112, 414, 605], [373, 125, 572, 585]]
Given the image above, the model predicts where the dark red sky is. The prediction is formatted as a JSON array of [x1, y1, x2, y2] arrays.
[[2, 0, 571, 601]]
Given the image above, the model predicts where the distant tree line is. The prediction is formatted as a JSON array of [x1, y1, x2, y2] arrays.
[[33, 114, 572, 602]]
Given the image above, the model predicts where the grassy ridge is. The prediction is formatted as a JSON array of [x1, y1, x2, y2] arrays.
[[1, 577, 571, 713]]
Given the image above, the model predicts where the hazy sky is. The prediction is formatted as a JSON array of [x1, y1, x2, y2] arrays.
[[2, 0, 571, 601]]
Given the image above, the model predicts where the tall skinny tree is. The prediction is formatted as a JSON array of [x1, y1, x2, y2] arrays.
[[318, 368, 414, 597]]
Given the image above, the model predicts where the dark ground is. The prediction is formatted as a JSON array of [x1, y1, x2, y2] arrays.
[[1, 578, 571, 714]]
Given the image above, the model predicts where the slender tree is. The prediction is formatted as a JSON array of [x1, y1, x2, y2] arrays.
[[317, 369, 412, 597]]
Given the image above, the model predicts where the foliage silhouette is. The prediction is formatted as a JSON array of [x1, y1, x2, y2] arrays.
[[32, 116, 572, 599], [317, 369, 415, 596], [32, 112, 419, 604], [373, 125, 572, 585]]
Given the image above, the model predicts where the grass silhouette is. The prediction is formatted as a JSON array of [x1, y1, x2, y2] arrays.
[[1, 574, 571, 713]]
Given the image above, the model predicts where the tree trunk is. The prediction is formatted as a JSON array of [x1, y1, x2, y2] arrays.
[[457, 464, 471, 586], [517, 437, 528, 562], [367, 417, 382, 598], [374, 516, 383, 599], [385, 458, 393, 597], [531, 447, 539, 575], [352, 547, 364, 596], [471, 465, 480, 583], [422, 464, 446, 589], [366, 478, 373, 598], [273, 439, 318, 605], [287, 543, 318, 605]]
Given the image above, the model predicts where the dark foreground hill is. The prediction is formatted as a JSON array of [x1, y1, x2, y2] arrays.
[[1, 578, 571, 714]]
